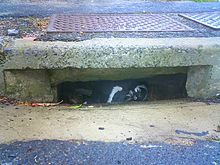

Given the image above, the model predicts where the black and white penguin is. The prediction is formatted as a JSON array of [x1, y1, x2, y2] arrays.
[[126, 84, 148, 102]]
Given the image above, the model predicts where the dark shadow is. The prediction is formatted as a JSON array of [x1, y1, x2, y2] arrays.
[[57, 73, 187, 104]]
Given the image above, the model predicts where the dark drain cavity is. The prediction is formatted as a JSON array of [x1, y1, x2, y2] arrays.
[[57, 74, 187, 104]]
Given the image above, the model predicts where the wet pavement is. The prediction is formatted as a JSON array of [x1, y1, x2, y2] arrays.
[[1, 100, 220, 145], [1, 1, 220, 17], [0, 139, 219, 165], [0, 99, 218, 164]]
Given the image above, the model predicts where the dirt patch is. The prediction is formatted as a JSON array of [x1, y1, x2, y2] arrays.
[[0, 17, 48, 39]]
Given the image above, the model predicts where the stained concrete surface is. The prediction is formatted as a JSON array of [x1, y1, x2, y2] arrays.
[[0, 99, 220, 164], [0, 99, 219, 144]]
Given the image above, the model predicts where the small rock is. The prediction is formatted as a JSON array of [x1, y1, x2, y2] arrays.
[[7, 29, 19, 36], [212, 161, 218, 165], [3, 48, 12, 54], [8, 119, 14, 122], [126, 137, 132, 141], [149, 125, 155, 127], [8, 154, 16, 158], [98, 127, 104, 130], [140, 144, 162, 149], [22, 36, 36, 41], [2, 162, 13, 165], [216, 125, 220, 132]]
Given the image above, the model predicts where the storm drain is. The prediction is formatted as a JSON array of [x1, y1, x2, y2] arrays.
[[47, 14, 194, 33], [57, 74, 187, 104], [179, 12, 220, 29]]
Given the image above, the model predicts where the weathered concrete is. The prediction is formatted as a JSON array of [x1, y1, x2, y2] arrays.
[[4, 70, 54, 102], [49, 68, 187, 85], [0, 37, 12, 95], [186, 66, 220, 98], [0, 100, 220, 144], [4, 68, 187, 101], [1, 37, 220, 101]]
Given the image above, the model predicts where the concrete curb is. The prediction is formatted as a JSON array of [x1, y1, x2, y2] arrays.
[[3, 37, 220, 69], [1, 37, 220, 100]]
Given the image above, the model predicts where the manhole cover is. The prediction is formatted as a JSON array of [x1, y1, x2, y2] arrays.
[[47, 14, 194, 33], [179, 12, 220, 29]]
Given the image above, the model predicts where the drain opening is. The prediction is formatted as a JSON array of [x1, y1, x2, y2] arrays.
[[57, 74, 187, 104]]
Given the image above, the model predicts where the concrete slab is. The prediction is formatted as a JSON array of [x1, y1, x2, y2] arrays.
[[1, 2, 220, 101], [4, 37, 220, 70], [1, 37, 220, 100], [0, 100, 219, 144]]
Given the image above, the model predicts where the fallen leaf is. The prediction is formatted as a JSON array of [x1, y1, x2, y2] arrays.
[[22, 36, 37, 41], [69, 104, 83, 109], [31, 100, 63, 107]]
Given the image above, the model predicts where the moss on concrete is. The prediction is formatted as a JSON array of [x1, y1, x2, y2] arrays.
[[4, 70, 54, 102]]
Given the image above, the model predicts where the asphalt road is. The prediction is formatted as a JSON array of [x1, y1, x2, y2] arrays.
[[0, 2, 220, 17], [0, 140, 219, 165]]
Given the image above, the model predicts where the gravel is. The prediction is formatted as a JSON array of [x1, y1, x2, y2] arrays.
[[0, 2, 220, 41]]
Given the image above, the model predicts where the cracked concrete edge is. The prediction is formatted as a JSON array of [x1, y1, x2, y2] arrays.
[[2, 37, 220, 70], [0, 36, 14, 95], [0, 36, 12, 54], [8, 37, 220, 49]]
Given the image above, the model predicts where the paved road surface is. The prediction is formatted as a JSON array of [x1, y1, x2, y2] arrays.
[[0, 1, 220, 17], [0, 140, 219, 165]]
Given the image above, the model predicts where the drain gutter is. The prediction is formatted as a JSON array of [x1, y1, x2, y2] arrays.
[[1, 37, 220, 101]]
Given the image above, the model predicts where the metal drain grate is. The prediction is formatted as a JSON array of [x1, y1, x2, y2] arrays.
[[47, 14, 194, 33], [179, 12, 220, 29]]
